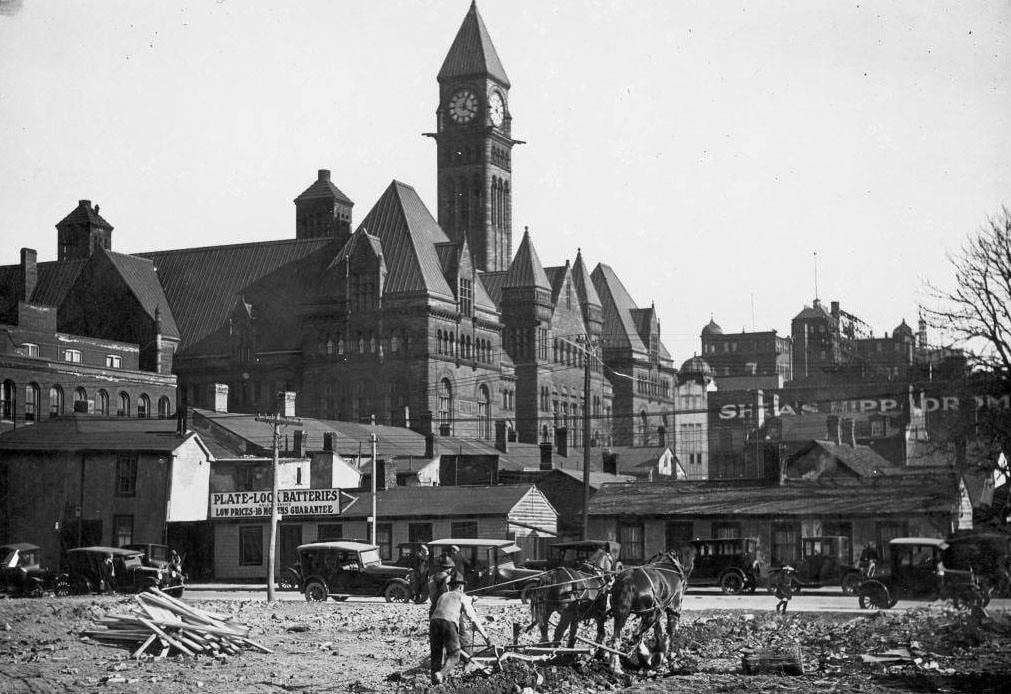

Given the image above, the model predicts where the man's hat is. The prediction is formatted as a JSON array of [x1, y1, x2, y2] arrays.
[[440, 556, 455, 569], [783, 565, 795, 573], [449, 572, 466, 587], [450, 545, 460, 553]]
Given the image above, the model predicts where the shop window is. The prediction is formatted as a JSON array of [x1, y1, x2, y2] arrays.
[[239, 526, 264, 565], [618, 521, 644, 563], [113, 515, 134, 547], [115, 454, 138, 497], [372, 523, 393, 560], [772, 522, 800, 565]]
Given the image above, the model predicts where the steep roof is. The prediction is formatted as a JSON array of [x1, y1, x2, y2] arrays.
[[341, 484, 541, 519], [571, 250, 601, 309], [793, 301, 832, 322], [140, 238, 331, 351], [478, 270, 506, 306], [587, 480, 954, 518], [796, 440, 900, 477], [293, 170, 353, 206], [56, 200, 112, 230], [103, 250, 180, 339], [591, 263, 647, 353], [356, 181, 454, 299], [0, 258, 87, 316], [438, 1, 510, 87], [0, 416, 199, 453], [503, 229, 550, 290]]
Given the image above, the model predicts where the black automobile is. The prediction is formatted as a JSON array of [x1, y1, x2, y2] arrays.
[[427, 538, 542, 598], [0, 543, 69, 597], [297, 541, 414, 602], [856, 537, 988, 610], [688, 537, 762, 594], [65, 546, 185, 597], [277, 537, 370, 591], [942, 531, 1011, 598], [523, 540, 622, 572]]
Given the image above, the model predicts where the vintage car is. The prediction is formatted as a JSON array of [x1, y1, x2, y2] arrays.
[[0, 543, 69, 597], [942, 531, 1011, 598], [856, 537, 989, 610], [65, 546, 185, 597], [523, 540, 622, 572], [427, 538, 542, 598], [688, 537, 762, 594], [766, 535, 862, 593], [297, 541, 414, 602], [394, 542, 429, 569], [277, 537, 370, 591]]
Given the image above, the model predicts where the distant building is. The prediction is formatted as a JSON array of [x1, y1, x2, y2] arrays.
[[700, 318, 792, 387], [674, 355, 715, 479]]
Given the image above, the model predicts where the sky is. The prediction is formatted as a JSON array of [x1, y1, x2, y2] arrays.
[[1, 0, 1009, 364]]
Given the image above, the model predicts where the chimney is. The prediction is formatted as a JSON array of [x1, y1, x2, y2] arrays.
[[19, 248, 37, 303], [494, 419, 508, 453], [293, 430, 304, 457], [841, 418, 856, 447], [830, 301, 840, 318], [555, 427, 568, 458], [283, 391, 296, 417], [539, 443, 553, 471], [318, 169, 331, 182], [826, 415, 841, 445], [209, 383, 229, 413], [425, 433, 436, 459]]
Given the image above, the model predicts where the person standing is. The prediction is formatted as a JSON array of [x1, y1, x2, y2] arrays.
[[584, 544, 614, 573], [428, 555, 456, 616], [411, 545, 430, 602], [100, 553, 117, 594], [774, 566, 796, 613], [429, 576, 489, 685], [860, 542, 880, 577]]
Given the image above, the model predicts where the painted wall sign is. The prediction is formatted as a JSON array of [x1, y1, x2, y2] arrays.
[[717, 393, 1010, 420], [209, 489, 355, 518]]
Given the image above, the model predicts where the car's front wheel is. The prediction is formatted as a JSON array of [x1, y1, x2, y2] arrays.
[[305, 580, 329, 602], [858, 580, 893, 609], [720, 571, 745, 595], [383, 581, 410, 603]]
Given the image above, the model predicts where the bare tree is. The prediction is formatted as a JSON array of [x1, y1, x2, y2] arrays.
[[926, 207, 1011, 525]]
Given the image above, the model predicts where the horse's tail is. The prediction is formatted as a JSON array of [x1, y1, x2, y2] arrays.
[[610, 571, 636, 626]]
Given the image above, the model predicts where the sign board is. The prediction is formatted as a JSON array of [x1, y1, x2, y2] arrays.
[[209, 489, 357, 519]]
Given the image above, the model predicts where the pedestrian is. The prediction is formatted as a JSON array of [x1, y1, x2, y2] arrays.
[[774, 566, 796, 613], [411, 545, 430, 601], [859, 542, 880, 578], [101, 553, 117, 594], [428, 555, 456, 616], [429, 575, 489, 685]]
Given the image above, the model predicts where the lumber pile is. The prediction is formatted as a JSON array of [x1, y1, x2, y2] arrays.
[[81, 587, 271, 658]]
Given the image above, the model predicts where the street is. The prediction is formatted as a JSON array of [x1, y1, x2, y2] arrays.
[[185, 583, 1011, 614]]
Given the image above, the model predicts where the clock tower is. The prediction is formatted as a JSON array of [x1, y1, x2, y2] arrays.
[[433, 1, 515, 272]]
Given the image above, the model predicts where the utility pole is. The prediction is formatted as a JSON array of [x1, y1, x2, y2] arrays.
[[577, 335, 597, 540], [370, 414, 378, 546], [256, 395, 301, 603]]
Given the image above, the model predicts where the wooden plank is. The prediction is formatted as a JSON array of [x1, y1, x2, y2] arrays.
[[132, 634, 157, 658], [136, 616, 194, 656], [233, 636, 273, 654], [572, 635, 627, 657]]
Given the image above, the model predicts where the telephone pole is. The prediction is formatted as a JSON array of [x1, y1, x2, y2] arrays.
[[370, 414, 378, 546], [577, 335, 598, 540], [256, 395, 301, 602]]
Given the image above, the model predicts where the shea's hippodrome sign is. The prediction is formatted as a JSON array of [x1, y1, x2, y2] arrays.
[[209, 489, 357, 518]]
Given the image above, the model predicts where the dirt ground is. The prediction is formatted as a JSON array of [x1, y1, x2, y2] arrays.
[[1, 595, 1010, 694]]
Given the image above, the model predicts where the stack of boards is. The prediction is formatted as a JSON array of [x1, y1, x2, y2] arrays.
[[82, 587, 272, 658]]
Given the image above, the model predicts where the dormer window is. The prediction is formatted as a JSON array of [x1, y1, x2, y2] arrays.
[[23, 343, 39, 357], [459, 278, 473, 316], [63, 349, 82, 363], [105, 355, 122, 368]]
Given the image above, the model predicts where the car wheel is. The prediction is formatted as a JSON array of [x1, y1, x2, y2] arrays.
[[53, 578, 71, 598], [383, 582, 409, 603], [841, 571, 861, 594], [720, 572, 745, 595], [305, 580, 329, 602], [858, 581, 892, 609], [278, 569, 300, 592]]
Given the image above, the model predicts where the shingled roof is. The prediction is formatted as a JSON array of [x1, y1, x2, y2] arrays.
[[341, 484, 542, 519], [438, 1, 510, 87], [103, 250, 180, 339], [0, 258, 87, 317], [503, 229, 550, 290], [56, 200, 113, 230], [293, 169, 353, 206], [587, 480, 954, 518], [0, 415, 200, 453], [591, 263, 647, 354]]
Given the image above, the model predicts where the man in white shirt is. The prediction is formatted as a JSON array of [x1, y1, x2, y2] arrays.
[[428, 575, 489, 684]]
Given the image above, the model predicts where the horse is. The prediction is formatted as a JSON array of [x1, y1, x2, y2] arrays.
[[524, 566, 610, 648], [607, 547, 695, 671]]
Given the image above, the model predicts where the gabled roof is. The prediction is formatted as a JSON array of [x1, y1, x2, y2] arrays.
[[0, 416, 200, 453], [0, 258, 87, 316], [479, 270, 506, 306], [341, 484, 542, 519], [103, 250, 180, 339], [587, 480, 955, 518], [591, 263, 647, 353], [438, 1, 510, 87], [355, 181, 454, 299], [503, 229, 550, 290], [549, 468, 635, 488], [792, 440, 899, 478], [331, 227, 385, 270], [140, 238, 331, 351], [571, 250, 601, 309]]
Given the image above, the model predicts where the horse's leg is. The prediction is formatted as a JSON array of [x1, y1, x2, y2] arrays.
[[608, 586, 631, 673], [665, 606, 680, 660], [565, 606, 580, 649]]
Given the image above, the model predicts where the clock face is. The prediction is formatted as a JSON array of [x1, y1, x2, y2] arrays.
[[448, 88, 479, 124], [488, 91, 505, 126]]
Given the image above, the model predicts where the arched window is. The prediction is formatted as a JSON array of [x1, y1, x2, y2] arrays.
[[97, 390, 109, 416], [118, 392, 130, 417], [438, 379, 453, 434], [437, 331, 443, 355], [138, 394, 150, 418], [158, 396, 172, 418], [478, 384, 490, 439], [74, 387, 88, 413], [24, 383, 39, 422], [49, 385, 63, 417], [0, 380, 14, 421], [465, 335, 472, 360]]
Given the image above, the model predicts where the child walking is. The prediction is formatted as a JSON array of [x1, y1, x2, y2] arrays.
[[774, 566, 796, 613]]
